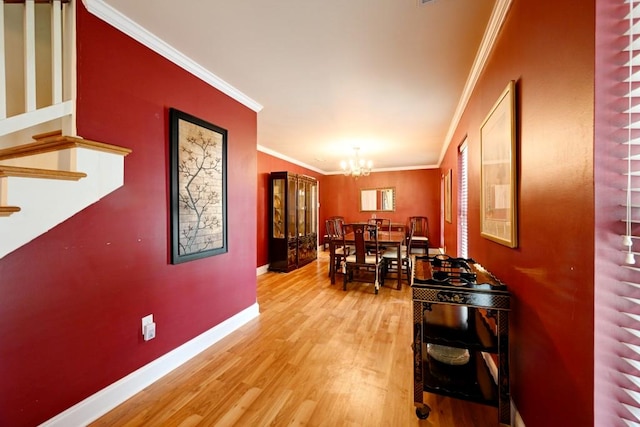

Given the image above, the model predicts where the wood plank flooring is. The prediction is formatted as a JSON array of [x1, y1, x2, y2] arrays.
[[90, 252, 498, 426]]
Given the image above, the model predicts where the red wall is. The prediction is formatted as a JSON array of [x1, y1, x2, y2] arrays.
[[320, 170, 441, 248], [0, 4, 258, 426], [256, 156, 441, 268], [440, 0, 595, 425], [257, 151, 324, 267]]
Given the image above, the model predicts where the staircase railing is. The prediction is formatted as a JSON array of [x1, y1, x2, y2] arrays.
[[1, 0, 74, 139]]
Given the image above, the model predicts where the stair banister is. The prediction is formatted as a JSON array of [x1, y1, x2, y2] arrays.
[[0, 0, 74, 137], [0, 1, 6, 119]]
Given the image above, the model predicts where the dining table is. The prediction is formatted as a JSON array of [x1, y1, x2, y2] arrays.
[[329, 229, 406, 290]]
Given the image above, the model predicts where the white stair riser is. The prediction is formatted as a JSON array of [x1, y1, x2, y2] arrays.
[[0, 148, 76, 171], [0, 148, 125, 259]]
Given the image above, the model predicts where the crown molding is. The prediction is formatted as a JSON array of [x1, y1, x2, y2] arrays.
[[438, 0, 514, 165], [324, 164, 439, 175], [81, 0, 263, 113], [258, 145, 437, 175], [257, 145, 325, 174]]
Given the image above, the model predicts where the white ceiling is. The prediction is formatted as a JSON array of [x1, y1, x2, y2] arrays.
[[99, 0, 497, 173]]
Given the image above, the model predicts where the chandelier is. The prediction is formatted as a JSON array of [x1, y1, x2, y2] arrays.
[[340, 147, 372, 178]]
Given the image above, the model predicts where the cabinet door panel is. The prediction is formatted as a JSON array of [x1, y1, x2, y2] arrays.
[[269, 172, 317, 272]]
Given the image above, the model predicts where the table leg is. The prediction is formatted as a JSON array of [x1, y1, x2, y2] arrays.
[[330, 241, 336, 284], [396, 242, 402, 290]]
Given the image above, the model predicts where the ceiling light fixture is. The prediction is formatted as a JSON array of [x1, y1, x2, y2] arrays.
[[340, 147, 372, 178]]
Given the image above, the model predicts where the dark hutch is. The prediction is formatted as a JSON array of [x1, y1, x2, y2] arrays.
[[269, 172, 318, 272]]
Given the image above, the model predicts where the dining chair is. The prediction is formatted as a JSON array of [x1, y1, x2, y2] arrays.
[[367, 217, 391, 232], [343, 223, 384, 294], [322, 216, 344, 251], [328, 216, 352, 254], [382, 217, 415, 284], [330, 216, 346, 236], [409, 216, 429, 254], [368, 217, 392, 251], [325, 218, 349, 279]]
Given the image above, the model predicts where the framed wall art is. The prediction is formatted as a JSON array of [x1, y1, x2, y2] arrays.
[[480, 80, 517, 248], [444, 169, 452, 223], [169, 108, 227, 264]]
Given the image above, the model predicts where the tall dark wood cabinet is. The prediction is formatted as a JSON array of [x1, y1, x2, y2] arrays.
[[269, 172, 318, 272]]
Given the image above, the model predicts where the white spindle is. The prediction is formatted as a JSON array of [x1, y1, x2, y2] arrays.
[[51, 0, 63, 105], [24, 0, 36, 112], [0, 2, 6, 119], [0, 0, 74, 137]]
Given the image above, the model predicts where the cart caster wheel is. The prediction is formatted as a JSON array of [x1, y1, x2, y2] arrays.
[[416, 406, 430, 420]]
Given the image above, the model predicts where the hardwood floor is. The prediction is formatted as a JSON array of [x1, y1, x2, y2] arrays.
[[90, 252, 498, 426]]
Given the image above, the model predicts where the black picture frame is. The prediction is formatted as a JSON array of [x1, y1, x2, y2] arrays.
[[169, 108, 228, 264]]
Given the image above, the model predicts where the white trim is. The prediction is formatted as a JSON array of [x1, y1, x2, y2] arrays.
[[62, 0, 77, 136], [481, 351, 499, 384], [514, 406, 526, 427], [81, 0, 263, 113], [39, 303, 260, 427], [324, 164, 439, 174], [258, 144, 440, 175], [0, 101, 73, 137], [481, 352, 525, 426], [257, 144, 325, 174], [438, 0, 514, 165], [257, 264, 269, 275], [24, 0, 36, 112], [0, 2, 6, 119], [51, 0, 63, 104]]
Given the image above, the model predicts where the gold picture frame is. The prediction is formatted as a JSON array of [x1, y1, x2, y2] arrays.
[[359, 187, 396, 212], [480, 81, 517, 248], [444, 169, 452, 223]]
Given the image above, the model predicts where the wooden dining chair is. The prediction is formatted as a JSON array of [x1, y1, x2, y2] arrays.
[[367, 217, 391, 232], [409, 216, 429, 254], [323, 216, 344, 251], [343, 223, 384, 294], [382, 217, 415, 284], [325, 217, 349, 279], [331, 216, 346, 236]]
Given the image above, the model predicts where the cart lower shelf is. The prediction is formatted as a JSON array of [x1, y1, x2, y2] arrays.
[[422, 350, 498, 407]]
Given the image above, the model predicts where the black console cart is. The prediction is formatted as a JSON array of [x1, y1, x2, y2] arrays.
[[411, 254, 511, 425]]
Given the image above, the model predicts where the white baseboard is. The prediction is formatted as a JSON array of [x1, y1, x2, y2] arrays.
[[513, 407, 526, 427], [481, 353, 524, 427], [257, 264, 269, 275], [40, 303, 260, 427]]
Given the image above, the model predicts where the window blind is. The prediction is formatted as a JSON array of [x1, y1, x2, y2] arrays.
[[624, 0, 640, 266], [458, 139, 468, 259], [621, 1, 640, 425]]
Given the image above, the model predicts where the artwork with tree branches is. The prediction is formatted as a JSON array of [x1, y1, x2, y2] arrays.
[[170, 108, 227, 263]]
